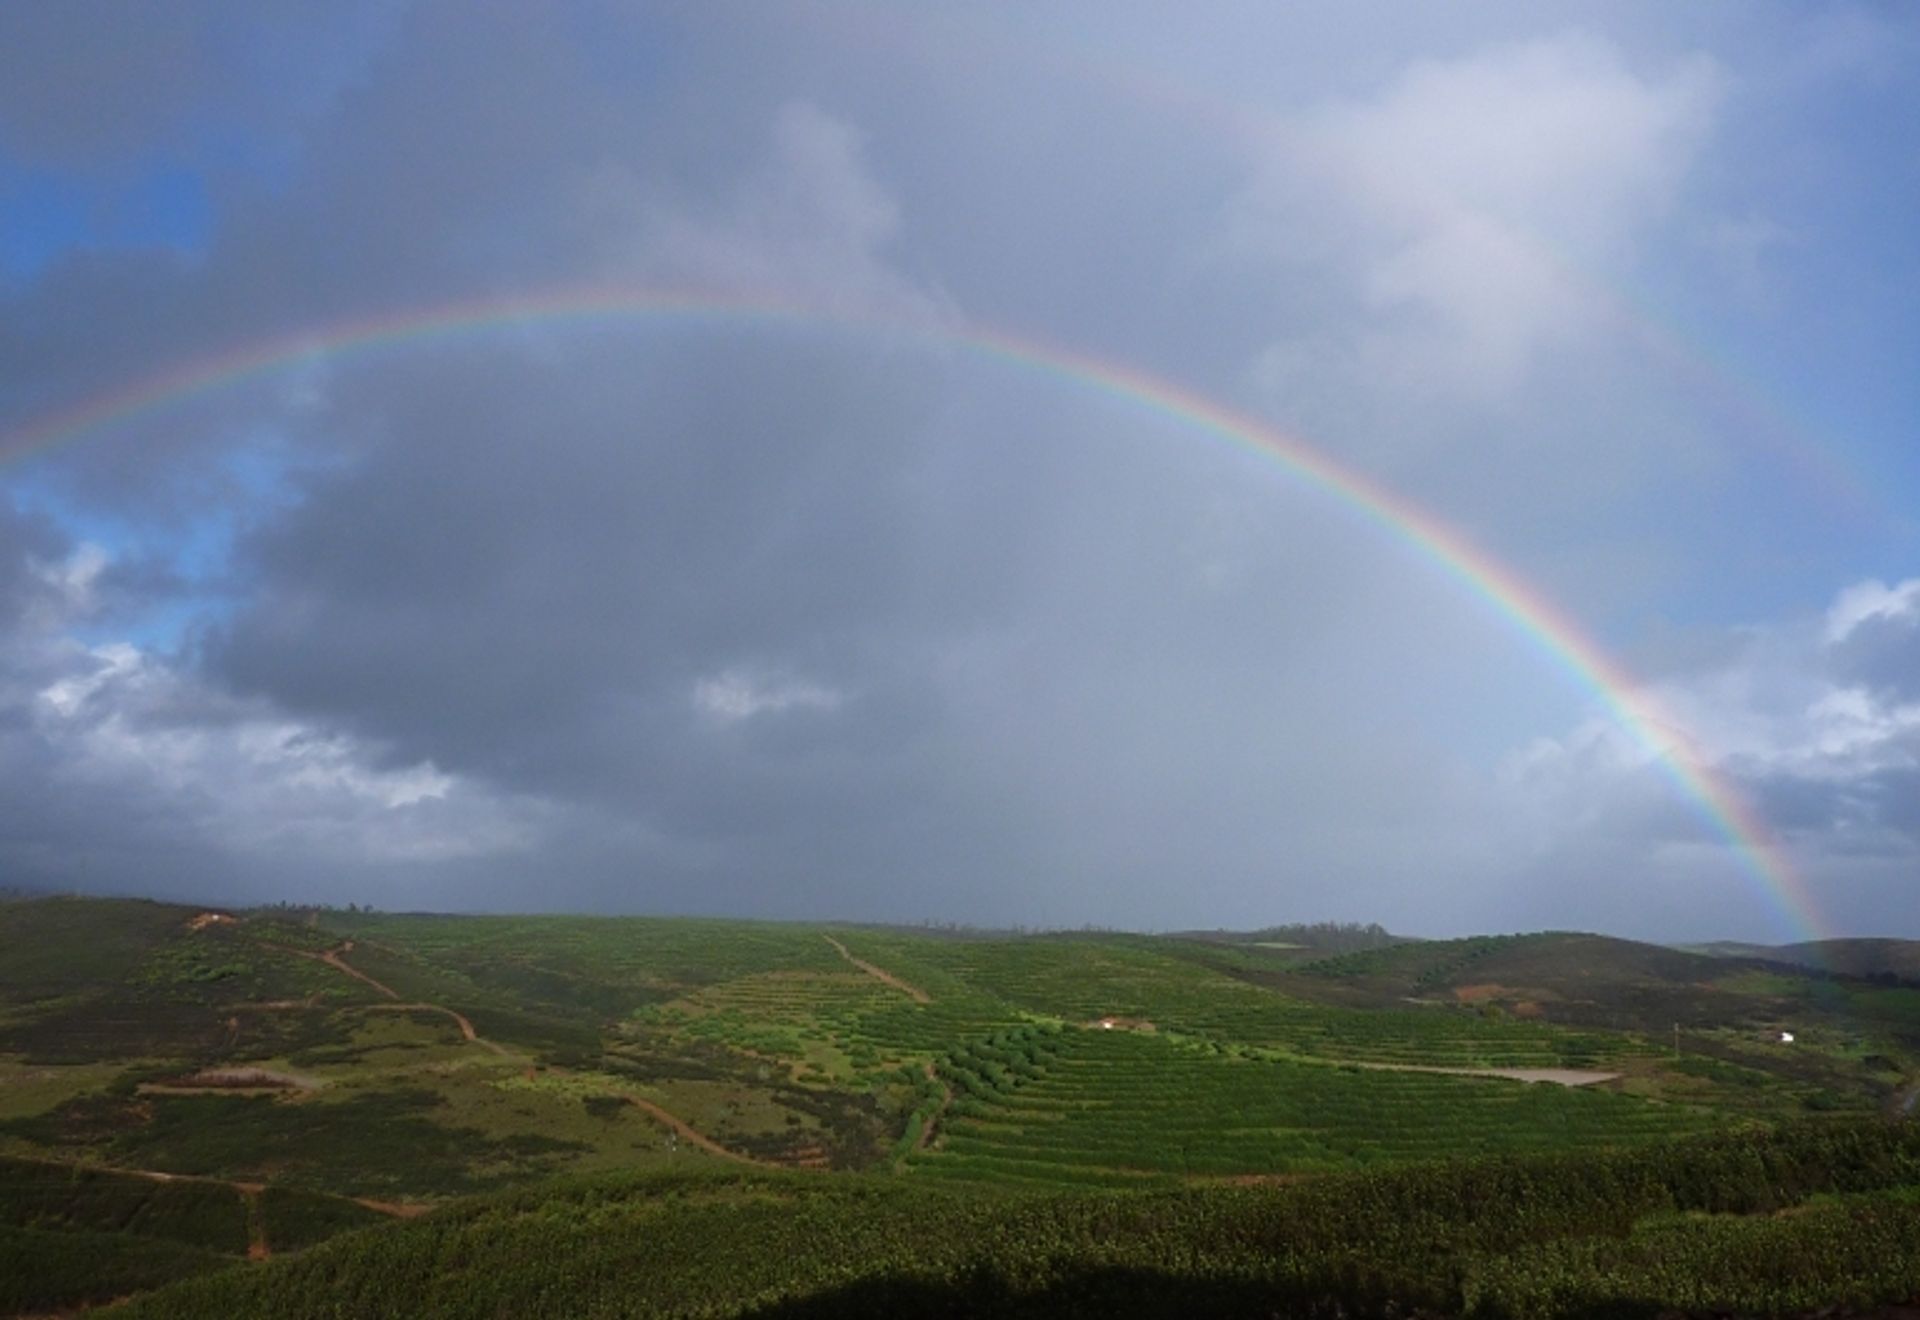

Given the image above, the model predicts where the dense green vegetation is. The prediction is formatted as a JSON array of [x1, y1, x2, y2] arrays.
[[1, 1227, 227, 1316], [2, 896, 1916, 1315], [6, 1087, 588, 1199], [919, 1025, 1714, 1188], [0, 1157, 250, 1253], [110, 1119, 1920, 1318], [0, 1155, 389, 1312]]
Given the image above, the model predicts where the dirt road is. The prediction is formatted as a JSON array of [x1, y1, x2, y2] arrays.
[[823, 935, 930, 1004], [284, 936, 778, 1167], [915, 1061, 953, 1154], [243, 1187, 270, 1260], [2, 1153, 427, 1264], [365, 1002, 515, 1057], [287, 941, 400, 1000], [1347, 1061, 1622, 1087], [288, 942, 514, 1058], [620, 1094, 775, 1167], [320, 941, 399, 998]]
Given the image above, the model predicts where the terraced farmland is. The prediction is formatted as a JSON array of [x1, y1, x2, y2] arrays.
[[912, 1024, 1720, 1188], [4, 899, 1914, 1315], [854, 933, 1639, 1067]]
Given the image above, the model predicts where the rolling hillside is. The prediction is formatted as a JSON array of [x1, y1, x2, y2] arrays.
[[1, 897, 1917, 1315]]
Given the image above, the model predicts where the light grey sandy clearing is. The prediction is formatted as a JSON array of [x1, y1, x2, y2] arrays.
[[1349, 1062, 1622, 1087]]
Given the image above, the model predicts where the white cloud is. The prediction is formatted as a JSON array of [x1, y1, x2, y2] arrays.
[[1824, 577, 1920, 644], [693, 667, 842, 725], [1230, 33, 1721, 399], [1507, 577, 1920, 868], [27, 635, 542, 864]]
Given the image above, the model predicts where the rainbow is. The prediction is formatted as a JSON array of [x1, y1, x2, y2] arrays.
[[0, 285, 1824, 940], [816, 3, 1887, 524]]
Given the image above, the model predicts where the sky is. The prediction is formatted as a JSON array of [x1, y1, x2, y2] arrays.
[[1, 2, 1917, 942]]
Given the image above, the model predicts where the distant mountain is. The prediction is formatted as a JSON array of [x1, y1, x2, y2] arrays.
[[1164, 921, 1406, 954], [1751, 939, 1920, 983], [1244, 931, 1820, 1035], [1678, 940, 1780, 961]]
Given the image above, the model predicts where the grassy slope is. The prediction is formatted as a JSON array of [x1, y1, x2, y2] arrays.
[[111, 1119, 1920, 1319], [0, 1155, 386, 1313], [1774, 939, 1920, 981], [1208, 930, 1918, 1110], [0, 897, 368, 1066], [4, 900, 1918, 1314]]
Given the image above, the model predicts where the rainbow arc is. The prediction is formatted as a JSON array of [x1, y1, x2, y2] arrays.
[[0, 285, 1822, 941]]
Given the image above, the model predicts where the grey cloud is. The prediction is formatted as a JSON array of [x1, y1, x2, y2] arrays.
[[0, 5, 230, 162], [0, 4, 1912, 937], [0, 502, 65, 626], [1830, 610, 1920, 704], [1505, 576, 1920, 936], [0, 2, 398, 166]]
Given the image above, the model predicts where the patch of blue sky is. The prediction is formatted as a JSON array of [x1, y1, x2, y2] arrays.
[[0, 156, 213, 285], [8, 432, 311, 653], [7, 481, 219, 652], [74, 596, 227, 657]]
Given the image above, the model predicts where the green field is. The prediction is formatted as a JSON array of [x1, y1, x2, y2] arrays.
[[1, 896, 1917, 1316]]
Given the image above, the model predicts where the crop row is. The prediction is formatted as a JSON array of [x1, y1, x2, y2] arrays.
[[912, 1027, 1712, 1184]]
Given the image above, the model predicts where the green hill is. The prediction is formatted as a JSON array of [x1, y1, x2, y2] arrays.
[[109, 1120, 1920, 1319], [1770, 939, 1920, 982], [1, 898, 1917, 1315]]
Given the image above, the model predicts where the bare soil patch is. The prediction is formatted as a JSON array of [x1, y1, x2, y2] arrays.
[[139, 1067, 320, 1096], [351, 1196, 431, 1218], [1349, 1061, 1622, 1087], [243, 1187, 270, 1260], [1451, 983, 1508, 1004], [1086, 1016, 1157, 1032]]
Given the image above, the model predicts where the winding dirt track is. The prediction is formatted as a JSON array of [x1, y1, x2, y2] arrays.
[[365, 1002, 514, 1057], [287, 942, 511, 1057], [244, 1187, 270, 1260], [301, 940, 770, 1164], [823, 935, 931, 1004], [288, 941, 400, 1000], [3, 1154, 426, 1243], [915, 1061, 953, 1154], [618, 1095, 775, 1167]]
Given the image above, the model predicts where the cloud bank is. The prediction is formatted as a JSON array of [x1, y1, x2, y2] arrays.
[[1, 4, 1915, 941]]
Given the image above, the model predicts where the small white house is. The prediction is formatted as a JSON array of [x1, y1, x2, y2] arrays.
[[1779, 1031, 1796, 1044]]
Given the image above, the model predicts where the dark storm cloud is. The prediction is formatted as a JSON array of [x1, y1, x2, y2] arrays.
[[0, 501, 62, 625], [1739, 765, 1920, 857], [2, 3, 1916, 937], [212, 332, 949, 791], [197, 313, 1468, 918]]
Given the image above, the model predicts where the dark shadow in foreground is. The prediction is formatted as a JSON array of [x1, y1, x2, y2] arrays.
[[741, 1267, 1412, 1320]]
